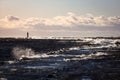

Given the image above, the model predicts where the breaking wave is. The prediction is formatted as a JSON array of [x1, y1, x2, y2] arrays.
[[12, 47, 61, 60], [12, 47, 35, 60], [11, 39, 120, 60], [84, 38, 120, 48], [12, 46, 108, 61]]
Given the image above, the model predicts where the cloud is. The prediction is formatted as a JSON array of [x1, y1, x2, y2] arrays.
[[0, 15, 31, 29], [6, 15, 20, 21], [0, 13, 120, 29]]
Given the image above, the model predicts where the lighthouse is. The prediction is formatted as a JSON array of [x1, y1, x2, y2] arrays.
[[27, 32, 29, 39]]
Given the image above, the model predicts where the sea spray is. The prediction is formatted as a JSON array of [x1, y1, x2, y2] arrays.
[[12, 47, 55, 60], [12, 47, 35, 60]]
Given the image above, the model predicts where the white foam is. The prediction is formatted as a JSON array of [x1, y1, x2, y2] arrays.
[[81, 52, 108, 60], [7, 61, 15, 64], [0, 78, 7, 80], [69, 47, 80, 50], [12, 47, 35, 60], [90, 39, 120, 48], [12, 46, 79, 60]]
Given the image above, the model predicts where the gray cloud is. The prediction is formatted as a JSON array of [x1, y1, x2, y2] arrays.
[[6, 15, 20, 21]]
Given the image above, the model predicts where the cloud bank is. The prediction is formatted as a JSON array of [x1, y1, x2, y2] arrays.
[[0, 12, 120, 37], [0, 12, 120, 29]]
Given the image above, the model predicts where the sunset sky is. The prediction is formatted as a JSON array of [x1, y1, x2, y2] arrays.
[[0, 0, 120, 37]]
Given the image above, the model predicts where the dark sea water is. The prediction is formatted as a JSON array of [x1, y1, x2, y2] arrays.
[[0, 38, 120, 80]]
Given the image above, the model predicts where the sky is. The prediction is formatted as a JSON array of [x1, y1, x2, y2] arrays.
[[0, 0, 120, 38]]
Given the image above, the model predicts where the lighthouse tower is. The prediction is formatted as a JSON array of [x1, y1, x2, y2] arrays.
[[27, 32, 29, 39]]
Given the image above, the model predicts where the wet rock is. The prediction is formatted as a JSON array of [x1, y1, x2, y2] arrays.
[[0, 61, 4, 66]]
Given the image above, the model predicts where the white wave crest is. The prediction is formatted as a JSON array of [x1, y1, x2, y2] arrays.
[[12, 47, 35, 60], [12, 47, 60, 60]]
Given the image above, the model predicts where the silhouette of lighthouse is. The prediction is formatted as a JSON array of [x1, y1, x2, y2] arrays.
[[27, 32, 29, 39]]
